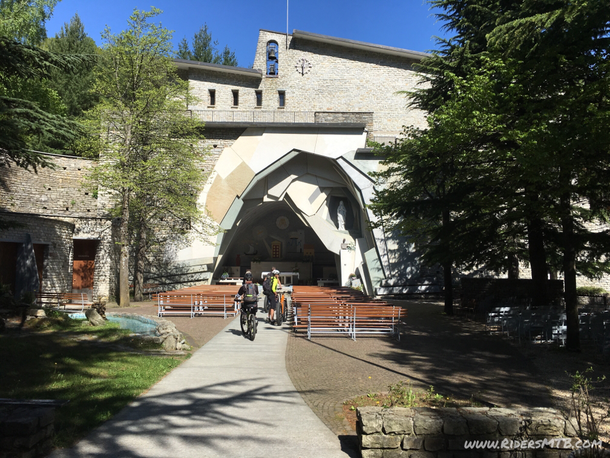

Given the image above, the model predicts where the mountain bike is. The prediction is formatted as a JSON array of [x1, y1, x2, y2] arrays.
[[275, 293, 283, 326], [237, 296, 258, 341]]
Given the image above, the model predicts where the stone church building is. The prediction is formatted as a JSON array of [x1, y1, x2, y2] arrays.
[[0, 29, 428, 299], [2, 29, 605, 300], [171, 29, 429, 294]]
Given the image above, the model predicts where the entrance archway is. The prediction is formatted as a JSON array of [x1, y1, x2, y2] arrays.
[[219, 201, 338, 283], [212, 151, 371, 287]]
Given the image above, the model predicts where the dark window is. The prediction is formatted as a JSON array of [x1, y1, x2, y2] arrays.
[[255, 90, 263, 107], [232, 90, 239, 106], [208, 89, 216, 106], [278, 91, 286, 108]]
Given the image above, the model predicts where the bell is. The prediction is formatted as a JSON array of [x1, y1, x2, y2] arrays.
[[268, 47, 277, 60], [268, 63, 276, 75]]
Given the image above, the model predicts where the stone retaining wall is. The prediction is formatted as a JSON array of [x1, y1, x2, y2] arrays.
[[356, 406, 594, 458], [0, 405, 56, 458]]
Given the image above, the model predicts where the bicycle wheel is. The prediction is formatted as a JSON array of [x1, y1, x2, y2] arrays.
[[248, 311, 257, 341], [240, 311, 247, 336], [276, 302, 283, 326]]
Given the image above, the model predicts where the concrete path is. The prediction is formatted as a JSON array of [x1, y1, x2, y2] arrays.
[[50, 309, 351, 458]]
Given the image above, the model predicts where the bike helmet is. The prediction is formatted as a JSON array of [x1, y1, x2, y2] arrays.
[[244, 271, 253, 281], [272, 269, 280, 275]]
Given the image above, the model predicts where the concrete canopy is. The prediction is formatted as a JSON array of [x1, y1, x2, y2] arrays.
[[181, 125, 387, 291]]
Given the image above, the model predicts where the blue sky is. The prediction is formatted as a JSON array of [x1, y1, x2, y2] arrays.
[[45, 0, 448, 67]]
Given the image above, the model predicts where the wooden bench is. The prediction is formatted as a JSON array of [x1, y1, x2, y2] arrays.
[[293, 303, 405, 341], [157, 293, 238, 318], [157, 293, 195, 318], [36, 292, 63, 308], [351, 305, 404, 341], [36, 292, 91, 312], [192, 294, 239, 318], [293, 303, 353, 340]]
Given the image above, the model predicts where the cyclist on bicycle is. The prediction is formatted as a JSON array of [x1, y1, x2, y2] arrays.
[[237, 271, 259, 339], [237, 271, 258, 310]]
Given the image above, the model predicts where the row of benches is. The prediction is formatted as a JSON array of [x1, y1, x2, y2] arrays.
[[36, 292, 92, 312], [153, 284, 406, 341], [292, 303, 403, 340], [290, 286, 405, 340], [154, 292, 239, 319]]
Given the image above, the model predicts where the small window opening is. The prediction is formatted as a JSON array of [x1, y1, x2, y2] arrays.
[[266, 41, 278, 76], [208, 89, 216, 106], [232, 90, 239, 107], [278, 91, 286, 108], [255, 90, 263, 107]]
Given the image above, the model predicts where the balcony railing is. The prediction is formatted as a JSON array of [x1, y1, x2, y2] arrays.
[[189, 110, 316, 124]]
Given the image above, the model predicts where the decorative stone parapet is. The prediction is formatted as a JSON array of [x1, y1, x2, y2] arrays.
[[356, 407, 597, 458]]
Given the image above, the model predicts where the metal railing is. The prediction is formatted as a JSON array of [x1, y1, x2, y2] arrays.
[[189, 110, 316, 124]]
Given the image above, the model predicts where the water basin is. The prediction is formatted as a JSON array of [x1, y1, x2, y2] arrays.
[[68, 313, 158, 336]]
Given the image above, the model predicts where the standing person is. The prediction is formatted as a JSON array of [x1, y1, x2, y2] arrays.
[[267, 268, 281, 325], [262, 272, 272, 313]]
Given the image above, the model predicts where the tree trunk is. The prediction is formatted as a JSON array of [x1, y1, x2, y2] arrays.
[[443, 259, 453, 315], [133, 219, 146, 302], [119, 190, 130, 307], [442, 208, 454, 316], [527, 215, 548, 306], [561, 192, 579, 351], [524, 188, 548, 306]]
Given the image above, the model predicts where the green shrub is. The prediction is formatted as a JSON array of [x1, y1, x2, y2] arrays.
[[576, 286, 609, 297]]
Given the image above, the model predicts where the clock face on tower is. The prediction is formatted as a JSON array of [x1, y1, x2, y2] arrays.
[[295, 58, 312, 76], [276, 216, 289, 230]]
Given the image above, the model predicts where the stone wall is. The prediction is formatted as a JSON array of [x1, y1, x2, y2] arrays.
[[357, 406, 593, 458], [0, 154, 100, 217], [0, 404, 57, 458], [0, 153, 114, 298], [0, 214, 74, 294], [187, 29, 428, 139], [198, 127, 246, 170]]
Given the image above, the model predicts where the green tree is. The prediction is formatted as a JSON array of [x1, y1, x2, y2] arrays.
[[0, 0, 57, 45], [86, 8, 208, 306], [177, 24, 238, 66], [372, 0, 610, 349], [44, 13, 99, 118], [484, 0, 610, 350], [0, 1, 91, 168]]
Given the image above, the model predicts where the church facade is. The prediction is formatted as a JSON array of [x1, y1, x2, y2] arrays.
[[172, 29, 429, 293], [3, 29, 605, 299]]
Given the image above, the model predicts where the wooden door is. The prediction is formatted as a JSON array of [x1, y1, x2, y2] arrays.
[[72, 240, 98, 290]]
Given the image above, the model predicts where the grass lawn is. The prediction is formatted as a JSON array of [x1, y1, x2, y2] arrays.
[[0, 315, 189, 449]]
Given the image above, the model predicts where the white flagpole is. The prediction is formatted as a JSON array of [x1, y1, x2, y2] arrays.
[[286, 0, 289, 49]]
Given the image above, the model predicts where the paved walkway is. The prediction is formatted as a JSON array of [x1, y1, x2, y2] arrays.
[[50, 309, 352, 458]]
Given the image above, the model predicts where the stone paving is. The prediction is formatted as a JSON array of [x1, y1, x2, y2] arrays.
[[285, 299, 552, 438], [108, 298, 552, 446]]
